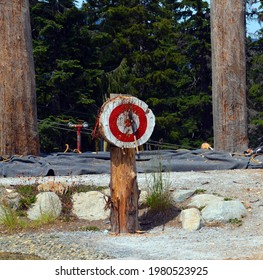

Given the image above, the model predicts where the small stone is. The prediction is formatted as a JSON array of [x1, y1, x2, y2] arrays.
[[0, 187, 20, 210], [6, 192, 20, 210], [179, 208, 203, 231], [171, 189, 195, 203], [138, 190, 148, 208]]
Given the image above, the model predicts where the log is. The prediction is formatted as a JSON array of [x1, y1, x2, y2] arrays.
[[109, 146, 139, 233], [210, 0, 248, 153]]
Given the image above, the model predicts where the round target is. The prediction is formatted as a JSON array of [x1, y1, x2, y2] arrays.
[[99, 96, 155, 148]]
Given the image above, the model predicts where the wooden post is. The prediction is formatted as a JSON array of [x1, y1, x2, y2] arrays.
[[210, 0, 248, 152], [110, 146, 139, 233], [0, 1, 39, 156]]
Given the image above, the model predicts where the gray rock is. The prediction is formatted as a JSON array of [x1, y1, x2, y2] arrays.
[[179, 208, 203, 231], [138, 190, 148, 208], [0, 187, 20, 210], [72, 191, 110, 221], [201, 200, 247, 223], [5, 192, 20, 210], [171, 189, 195, 203], [27, 192, 62, 220], [102, 188, 110, 197], [188, 194, 224, 208], [0, 205, 6, 220]]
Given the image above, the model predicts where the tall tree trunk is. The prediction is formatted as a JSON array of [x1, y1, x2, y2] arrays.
[[210, 0, 248, 152], [0, 0, 39, 156]]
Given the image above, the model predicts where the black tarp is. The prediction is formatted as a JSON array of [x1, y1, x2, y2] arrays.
[[0, 149, 262, 177]]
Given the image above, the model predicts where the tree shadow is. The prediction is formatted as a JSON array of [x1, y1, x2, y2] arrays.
[[138, 206, 180, 231]]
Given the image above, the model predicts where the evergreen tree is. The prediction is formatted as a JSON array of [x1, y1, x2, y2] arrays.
[[30, 0, 102, 151], [83, 0, 213, 148], [246, 0, 263, 147]]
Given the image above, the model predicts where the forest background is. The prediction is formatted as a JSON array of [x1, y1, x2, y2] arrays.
[[30, 0, 263, 153]]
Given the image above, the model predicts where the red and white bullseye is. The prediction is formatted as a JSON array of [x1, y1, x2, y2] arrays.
[[99, 96, 155, 149]]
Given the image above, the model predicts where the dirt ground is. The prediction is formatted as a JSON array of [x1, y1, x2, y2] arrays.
[[0, 169, 262, 260]]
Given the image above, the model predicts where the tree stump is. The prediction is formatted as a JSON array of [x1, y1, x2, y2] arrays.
[[110, 146, 139, 233]]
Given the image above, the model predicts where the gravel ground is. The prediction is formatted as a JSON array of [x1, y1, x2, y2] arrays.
[[0, 169, 262, 260]]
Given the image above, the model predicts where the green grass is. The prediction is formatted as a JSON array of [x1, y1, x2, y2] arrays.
[[0, 206, 27, 230], [146, 167, 173, 211], [194, 189, 207, 194], [17, 185, 38, 210], [228, 218, 243, 227], [0, 205, 57, 231], [31, 212, 57, 226], [79, 226, 100, 231]]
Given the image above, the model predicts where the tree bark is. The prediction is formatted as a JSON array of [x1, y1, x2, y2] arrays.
[[0, 0, 39, 156], [110, 146, 139, 234], [210, 0, 248, 152]]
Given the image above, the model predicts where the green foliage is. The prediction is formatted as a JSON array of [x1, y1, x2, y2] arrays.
[[28, 0, 263, 151], [194, 189, 207, 195], [247, 30, 263, 146], [32, 212, 57, 226], [79, 226, 100, 231], [0, 206, 27, 231], [228, 218, 243, 227], [224, 197, 233, 201], [17, 185, 38, 210]]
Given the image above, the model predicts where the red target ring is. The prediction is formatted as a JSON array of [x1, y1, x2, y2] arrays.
[[109, 104, 147, 142], [98, 96, 155, 148]]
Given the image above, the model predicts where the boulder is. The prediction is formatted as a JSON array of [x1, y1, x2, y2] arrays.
[[0, 186, 20, 210], [27, 192, 62, 220], [72, 191, 110, 221], [187, 194, 224, 209], [201, 200, 247, 223], [171, 189, 195, 203], [179, 208, 203, 231]]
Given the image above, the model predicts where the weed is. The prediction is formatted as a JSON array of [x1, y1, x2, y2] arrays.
[[79, 226, 100, 231], [228, 218, 242, 227], [194, 189, 206, 194], [0, 206, 27, 230], [31, 212, 57, 227], [17, 185, 38, 210], [224, 197, 233, 201], [146, 164, 173, 211], [75, 185, 107, 193]]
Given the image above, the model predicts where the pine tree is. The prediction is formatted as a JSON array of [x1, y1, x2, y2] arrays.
[[30, 0, 101, 151], [246, 0, 263, 147]]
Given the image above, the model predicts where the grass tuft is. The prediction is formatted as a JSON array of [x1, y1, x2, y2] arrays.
[[146, 164, 173, 211], [0, 206, 27, 231]]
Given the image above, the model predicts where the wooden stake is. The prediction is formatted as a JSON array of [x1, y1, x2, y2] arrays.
[[110, 146, 139, 234]]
